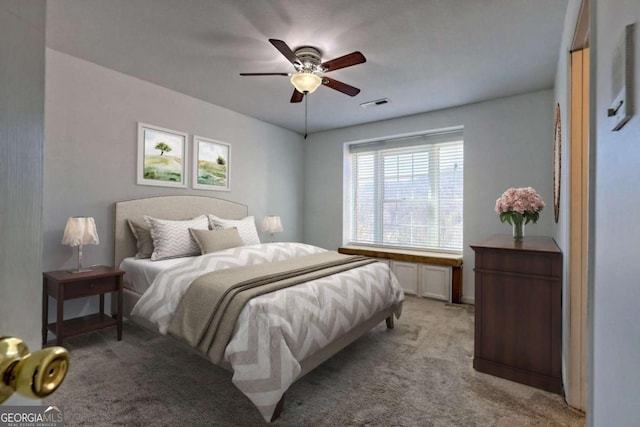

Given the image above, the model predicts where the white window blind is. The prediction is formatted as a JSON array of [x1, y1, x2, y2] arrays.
[[349, 131, 463, 252]]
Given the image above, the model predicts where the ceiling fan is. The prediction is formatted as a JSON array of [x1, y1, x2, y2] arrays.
[[240, 39, 366, 103]]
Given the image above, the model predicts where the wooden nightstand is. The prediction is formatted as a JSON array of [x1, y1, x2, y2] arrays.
[[42, 265, 124, 345]]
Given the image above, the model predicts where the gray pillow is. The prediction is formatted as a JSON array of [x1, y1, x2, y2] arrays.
[[189, 227, 244, 254], [127, 219, 154, 259]]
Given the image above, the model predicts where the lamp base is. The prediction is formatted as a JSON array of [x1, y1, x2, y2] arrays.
[[67, 244, 94, 273]]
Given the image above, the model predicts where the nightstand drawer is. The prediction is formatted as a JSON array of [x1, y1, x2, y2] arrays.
[[64, 277, 118, 299]]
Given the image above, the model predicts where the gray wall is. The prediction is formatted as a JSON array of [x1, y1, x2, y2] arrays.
[[0, 0, 46, 404], [44, 49, 304, 319], [304, 90, 555, 303], [590, 0, 640, 424]]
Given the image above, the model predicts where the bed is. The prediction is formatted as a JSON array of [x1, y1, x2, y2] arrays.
[[114, 195, 404, 422]]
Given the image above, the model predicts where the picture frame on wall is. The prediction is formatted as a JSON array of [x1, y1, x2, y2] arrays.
[[192, 135, 231, 191], [137, 122, 188, 188]]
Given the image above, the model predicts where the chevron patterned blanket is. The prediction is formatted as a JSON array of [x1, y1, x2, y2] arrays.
[[131, 242, 404, 422], [168, 251, 377, 364]]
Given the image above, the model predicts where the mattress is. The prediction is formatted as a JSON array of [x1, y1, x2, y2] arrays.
[[119, 256, 191, 294]]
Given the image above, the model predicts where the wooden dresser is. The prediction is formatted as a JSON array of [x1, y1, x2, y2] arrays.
[[471, 235, 562, 394]]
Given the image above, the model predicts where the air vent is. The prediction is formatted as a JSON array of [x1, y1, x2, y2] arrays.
[[360, 98, 391, 108]]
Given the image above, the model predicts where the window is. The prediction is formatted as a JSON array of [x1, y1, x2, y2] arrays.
[[348, 130, 463, 252]]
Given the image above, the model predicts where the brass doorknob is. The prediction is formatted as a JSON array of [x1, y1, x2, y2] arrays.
[[0, 337, 69, 403]]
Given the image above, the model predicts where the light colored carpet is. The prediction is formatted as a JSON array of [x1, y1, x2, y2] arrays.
[[44, 297, 584, 426]]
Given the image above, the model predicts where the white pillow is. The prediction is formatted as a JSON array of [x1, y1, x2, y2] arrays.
[[144, 215, 209, 261], [208, 215, 261, 246]]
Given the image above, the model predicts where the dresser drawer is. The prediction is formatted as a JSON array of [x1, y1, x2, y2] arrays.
[[64, 277, 118, 299], [478, 249, 559, 277]]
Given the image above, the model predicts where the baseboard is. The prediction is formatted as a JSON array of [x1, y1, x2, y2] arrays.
[[461, 296, 475, 305]]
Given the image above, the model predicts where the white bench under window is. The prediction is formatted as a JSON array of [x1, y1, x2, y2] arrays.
[[338, 245, 463, 303]]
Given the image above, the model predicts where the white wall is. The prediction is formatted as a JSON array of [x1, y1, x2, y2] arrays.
[[44, 49, 304, 319], [590, 1, 640, 424], [0, 0, 45, 405], [304, 90, 555, 303]]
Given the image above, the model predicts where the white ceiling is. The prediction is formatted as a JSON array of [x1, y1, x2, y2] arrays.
[[46, 0, 569, 135]]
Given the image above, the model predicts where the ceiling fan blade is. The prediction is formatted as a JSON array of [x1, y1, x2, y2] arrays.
[[321, 51, 366, 72], [322, 77, 361, 96], [269, 39, 301, 67], [290, 89, 304, 103], [239, 72, 290, 76]]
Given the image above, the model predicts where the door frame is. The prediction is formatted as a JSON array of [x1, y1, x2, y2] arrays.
[[566, 0, 589, 411]]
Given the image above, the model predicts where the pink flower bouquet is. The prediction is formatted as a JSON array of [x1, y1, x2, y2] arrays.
[[495, 187, 545, 225]]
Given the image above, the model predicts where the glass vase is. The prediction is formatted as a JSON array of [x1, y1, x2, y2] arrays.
[[512, 222, 525, 240]]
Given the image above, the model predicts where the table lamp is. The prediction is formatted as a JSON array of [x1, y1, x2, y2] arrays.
[[62, 217, 99, 273], [261, 216, 283, 242]]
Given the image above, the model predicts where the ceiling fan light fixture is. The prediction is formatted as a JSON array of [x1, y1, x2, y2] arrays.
[[290, 72, 322, 94]]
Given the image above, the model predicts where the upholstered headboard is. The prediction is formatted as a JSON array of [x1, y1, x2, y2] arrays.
[[114, 195, 248, 267]]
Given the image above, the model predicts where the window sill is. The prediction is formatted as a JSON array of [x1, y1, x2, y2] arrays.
[[338, 245, 463, 267]]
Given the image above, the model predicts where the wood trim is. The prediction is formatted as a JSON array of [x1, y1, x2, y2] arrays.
[[571, 0, 589, 50], [338, 246, 462, 267], [567, 47, 589, 411], [451, 265, 462, 304]]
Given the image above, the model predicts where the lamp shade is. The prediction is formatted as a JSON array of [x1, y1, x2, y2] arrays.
[[61, 217, 99, 247], [261, 216, 283, 234], [290, 72, 322, 94]]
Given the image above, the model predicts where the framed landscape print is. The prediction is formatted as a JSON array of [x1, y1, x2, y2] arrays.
[[192, 135, 230, 191], [137, 123, 188, 188]]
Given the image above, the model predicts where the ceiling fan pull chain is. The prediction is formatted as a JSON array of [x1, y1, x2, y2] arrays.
[[304, 93, 308, 139]]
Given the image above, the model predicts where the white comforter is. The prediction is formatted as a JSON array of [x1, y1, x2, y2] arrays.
[[131, 242, 404, 422]]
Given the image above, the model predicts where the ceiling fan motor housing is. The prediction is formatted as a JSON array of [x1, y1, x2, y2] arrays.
[[294, 46, 324, 72]]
